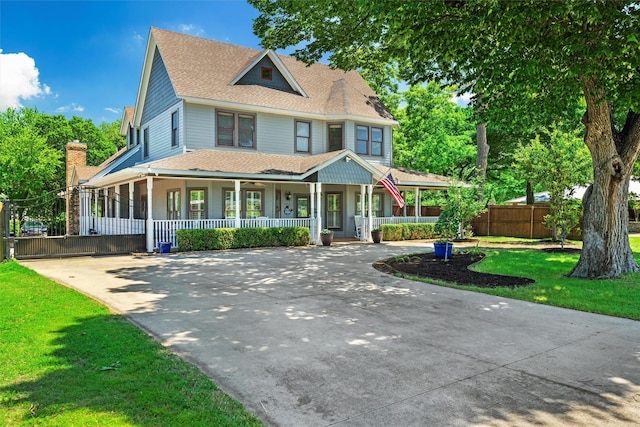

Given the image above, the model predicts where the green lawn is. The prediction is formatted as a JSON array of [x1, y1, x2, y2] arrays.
[[438, 237, 640, 320], [0, 261, 263, 427]]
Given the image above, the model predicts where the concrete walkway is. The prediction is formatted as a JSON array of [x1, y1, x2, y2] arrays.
[[21, 242, 640, 426]]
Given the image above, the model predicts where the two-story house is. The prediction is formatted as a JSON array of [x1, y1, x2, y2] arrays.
[[68, 27, 455, 251]]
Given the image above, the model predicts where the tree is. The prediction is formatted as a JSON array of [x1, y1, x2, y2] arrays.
[[392, 82, 476, 179], [0, 108, 62, 201], [251, 0, 640, 278], [514, 127, 592, 247]]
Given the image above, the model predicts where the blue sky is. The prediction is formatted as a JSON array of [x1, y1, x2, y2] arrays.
[[0, 0, 266, 124]]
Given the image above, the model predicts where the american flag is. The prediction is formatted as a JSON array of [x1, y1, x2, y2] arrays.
[[380, 173, 405, 208]]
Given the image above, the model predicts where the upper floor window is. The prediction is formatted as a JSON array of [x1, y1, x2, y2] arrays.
[[328, 123, 343, 152], [171, 110, 179, 147], [261, 66, 273, 80], [356, 125, 384, 156], [217, 111, 256, 148], [128, 125, 134, 148], [143, 127, 149, 159], [136, 128, 140, 147], [295, 120, 311, 153]]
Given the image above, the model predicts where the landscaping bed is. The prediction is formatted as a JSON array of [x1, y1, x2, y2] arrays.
[[374, 251, 535, 288]]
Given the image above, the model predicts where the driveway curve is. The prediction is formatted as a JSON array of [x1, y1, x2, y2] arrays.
[[22, 242, 640, 426]]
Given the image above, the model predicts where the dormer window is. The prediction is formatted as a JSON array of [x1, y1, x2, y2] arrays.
[[261, 66, 273, 80]]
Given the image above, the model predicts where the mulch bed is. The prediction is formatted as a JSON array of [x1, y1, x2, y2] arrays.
[[374, 251, 536, 289]]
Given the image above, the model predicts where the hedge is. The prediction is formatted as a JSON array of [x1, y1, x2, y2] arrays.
[[380, 223, 437, 241], [176, 227, 310, 251]]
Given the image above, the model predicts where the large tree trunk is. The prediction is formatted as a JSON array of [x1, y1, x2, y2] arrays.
[[570, 79, 640, 278], [475, 123, 489, 201], [526, 182, 534, 205]]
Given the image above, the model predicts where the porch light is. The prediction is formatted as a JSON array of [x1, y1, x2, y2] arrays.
[[286, 191, 292, 200]]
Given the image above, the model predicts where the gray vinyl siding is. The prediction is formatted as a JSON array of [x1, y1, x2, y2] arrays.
[[317, 160, 372, 184], [143, 101, 183, 162], [236, 56, 299, 95], [184, 103, 214, 150], [141, 47, 179, 124]]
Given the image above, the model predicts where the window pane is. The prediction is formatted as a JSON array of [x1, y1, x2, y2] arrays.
[[218, 112, 234, 146], [224, 190, 236, 218], [296, 137, 309, 152], [189, 190, 205, 220], [328, 124, 343, 151], [245, 190, 262, 218], [356, 139, 368, 154], [296, 197, 309, 218], [239, 115, 255, 147], [218, 112, 234, 128], [218, 130, 234, 146], [327, 193, 341, 228], [296, 121, 310, 137], [371, 127, 383, 155]]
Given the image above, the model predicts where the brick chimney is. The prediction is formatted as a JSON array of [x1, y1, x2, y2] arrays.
[[66, 140, 87, 187]]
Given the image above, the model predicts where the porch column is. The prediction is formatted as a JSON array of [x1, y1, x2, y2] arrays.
[[316, 182, 322, 244], [360, 185, 366, 241], [309, 183, 316, 244], [367, 184, 373, 242], [115, 185, 121, 219], [402, 191, 407, 217], [128, 181, 134, 220], [234, 180, 241, 228], [415, 187, 420, 221], [146, 177, 154, 252]]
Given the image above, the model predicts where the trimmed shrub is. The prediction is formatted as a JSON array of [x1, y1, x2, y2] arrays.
[[176, 226, 310, 252], [381, 223, 436, 241]]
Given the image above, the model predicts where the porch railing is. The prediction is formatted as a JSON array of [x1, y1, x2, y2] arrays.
[[154, 217, 314, 248], [357, 216, 439, 239]]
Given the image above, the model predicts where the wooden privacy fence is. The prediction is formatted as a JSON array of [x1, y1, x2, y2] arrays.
[[470, 204, 582, 240], [393, 204, 582, 240]]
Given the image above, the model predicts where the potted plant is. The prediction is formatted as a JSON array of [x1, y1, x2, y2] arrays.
[[371, 227, 383, 243], [320, 228, 334, 246], [434, 210, 457, 259]]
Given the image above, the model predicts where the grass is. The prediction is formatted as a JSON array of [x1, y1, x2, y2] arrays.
[[413, 236, 640, 320], [0, 261, 263, 427]]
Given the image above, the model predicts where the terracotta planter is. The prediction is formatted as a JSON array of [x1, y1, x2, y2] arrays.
[[320, 232, 334, 246], [371, 230, 383, 243]]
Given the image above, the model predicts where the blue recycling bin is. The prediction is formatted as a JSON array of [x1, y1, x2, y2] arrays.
[[159, 242, 171, 254]]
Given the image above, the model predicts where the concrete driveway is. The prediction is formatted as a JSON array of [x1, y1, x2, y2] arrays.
[[22, 242, 640, 426]]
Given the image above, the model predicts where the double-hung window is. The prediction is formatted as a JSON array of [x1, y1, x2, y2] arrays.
[[356, 193, 383, 217], [167, 189, 181, 220], [223, 189, 264, 218], [171, 111, 179, 147], [356, 125, 384, 156], [188, 189, 206, 219], [143, 128, 149, 159], [217, 111, 256, 148], [295, 120, 311, 152], [328, 123, 343, 152]]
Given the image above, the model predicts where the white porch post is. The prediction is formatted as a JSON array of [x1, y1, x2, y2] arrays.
[[128, 181, 134, 220], [115, 185, 121, 219], [234, 180, 241, 228], [402, 191, 407, 217], [415, 187, 420, 221], [146, 177, 154, 252], [360, 185, 366, 241], [367, 184, 373, 241], [309, 183, 316, 243], [316, 182, 322, 244]]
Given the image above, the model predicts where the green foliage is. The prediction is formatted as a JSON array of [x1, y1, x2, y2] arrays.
[[436, 184, 487, 240], [177, 227, 310, 251], [380, 223, 436, 241], [391, 82, 477, 179], [0, 261, 262, 425], [0, 107, 125, 198], [513, 126, 591, 242]]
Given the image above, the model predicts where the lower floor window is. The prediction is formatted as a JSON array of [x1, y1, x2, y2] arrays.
[[356, 193, 383, 217], [224, 189, 264, 218], [326, 193, 342, 229], [167, 189, 181, 220]]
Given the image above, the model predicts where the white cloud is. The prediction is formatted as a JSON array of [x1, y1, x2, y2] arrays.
[[452, 92, 473, 107], [104, 107, 121, 114], [0, 49, 51, 109], [132, 32, 144, 43], [55, 103, 85, 113], [177, 24, 205, 36]]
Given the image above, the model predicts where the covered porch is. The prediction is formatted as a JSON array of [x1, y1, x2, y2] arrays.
[[78, 149, 454, 251]]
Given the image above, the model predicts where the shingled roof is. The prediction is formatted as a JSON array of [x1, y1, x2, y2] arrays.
[[145, 27, 394, 121]]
